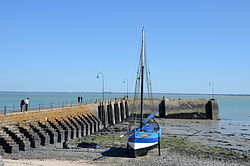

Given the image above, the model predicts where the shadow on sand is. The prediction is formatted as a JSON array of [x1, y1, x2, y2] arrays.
[[101, 147, 131, 158]]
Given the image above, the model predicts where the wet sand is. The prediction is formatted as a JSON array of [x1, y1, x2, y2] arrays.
[[1, 119, 249, 166], [160, 119, 250, 153]]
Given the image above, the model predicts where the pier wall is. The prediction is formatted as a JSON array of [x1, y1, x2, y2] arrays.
[[158, 98, 220, 120], [127, 98, 219, 120], [0, 99, 129, 154]]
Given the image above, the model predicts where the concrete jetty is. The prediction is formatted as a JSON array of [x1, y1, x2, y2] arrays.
[[0, 98, 219, 154], [129, 98, 219, 120], [159, 98, 220, 120]]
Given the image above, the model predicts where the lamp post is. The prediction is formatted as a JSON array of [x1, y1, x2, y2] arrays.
[[209, 81, 215, 99], [123, 79, 128, 98], [97, 72, 105, 102]]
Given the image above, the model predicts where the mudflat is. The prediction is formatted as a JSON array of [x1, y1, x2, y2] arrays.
[[160, 119, 250, 153]]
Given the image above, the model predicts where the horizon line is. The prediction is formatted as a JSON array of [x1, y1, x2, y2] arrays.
[[0, 91, 250, 96]]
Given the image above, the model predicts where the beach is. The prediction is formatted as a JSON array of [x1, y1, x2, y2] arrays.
[[2, 148, 247, 166], [2, 119, 249, 166]]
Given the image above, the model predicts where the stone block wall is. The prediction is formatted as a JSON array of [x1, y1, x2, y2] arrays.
[[0, 99, 129, 154]]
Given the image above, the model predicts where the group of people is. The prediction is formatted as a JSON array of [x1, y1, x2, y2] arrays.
[[77, 96, 83, 103], [20, 98, 29, 112]]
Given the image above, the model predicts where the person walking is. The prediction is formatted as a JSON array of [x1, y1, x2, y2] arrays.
[[20, 99, 25, 112], [24, 98, 29, 111]]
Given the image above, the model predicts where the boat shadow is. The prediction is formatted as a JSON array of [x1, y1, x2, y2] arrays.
[[101, 147, 133, 158]]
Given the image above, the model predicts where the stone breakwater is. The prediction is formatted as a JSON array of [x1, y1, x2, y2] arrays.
[[129, 98, 219, 120], [0, 99, 129, 154], [159, 98, 220, 120]]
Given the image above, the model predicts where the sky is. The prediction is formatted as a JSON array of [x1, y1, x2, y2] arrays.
[[0, 0, 249, 94]]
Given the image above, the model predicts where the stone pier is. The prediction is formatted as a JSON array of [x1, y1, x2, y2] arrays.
[[0, 99, 129, 154], [158, 98, 220, 120]]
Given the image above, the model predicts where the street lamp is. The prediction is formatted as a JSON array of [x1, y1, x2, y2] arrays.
[[123, 79, 128, 98], [97, 72, 104, 102], [209, 81, 215, 99]]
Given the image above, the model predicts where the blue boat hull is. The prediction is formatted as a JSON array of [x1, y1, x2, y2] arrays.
[[128, 123, 162, 157]]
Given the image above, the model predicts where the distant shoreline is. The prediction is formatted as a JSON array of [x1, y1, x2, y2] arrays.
[[0, 91, 250, 96]]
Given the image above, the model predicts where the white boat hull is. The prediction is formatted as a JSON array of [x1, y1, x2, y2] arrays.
[[128, 141, 158, 150]]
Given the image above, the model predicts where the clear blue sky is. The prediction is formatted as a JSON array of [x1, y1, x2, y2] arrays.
[[0, 0, 249, 94]]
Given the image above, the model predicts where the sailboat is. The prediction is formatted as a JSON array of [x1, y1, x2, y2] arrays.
[[127, 27, 162, 157]]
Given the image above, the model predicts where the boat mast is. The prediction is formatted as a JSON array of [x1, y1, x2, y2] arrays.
[[140, 27, 145, 128]]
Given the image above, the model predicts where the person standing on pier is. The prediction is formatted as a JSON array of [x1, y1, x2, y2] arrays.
[[80, 96, 83, 103], [24, 98, 29, 111], [78, 96, 80, 103], [20, 99, 25, 112]]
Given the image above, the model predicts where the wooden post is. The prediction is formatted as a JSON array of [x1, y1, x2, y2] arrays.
[[158, 133, 161, 156]]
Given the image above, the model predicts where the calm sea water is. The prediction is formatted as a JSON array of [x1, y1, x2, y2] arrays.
[[0, 92, 249, 122]]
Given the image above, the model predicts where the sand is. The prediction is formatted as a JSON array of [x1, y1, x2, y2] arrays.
[[2, 159, 93, 166]]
